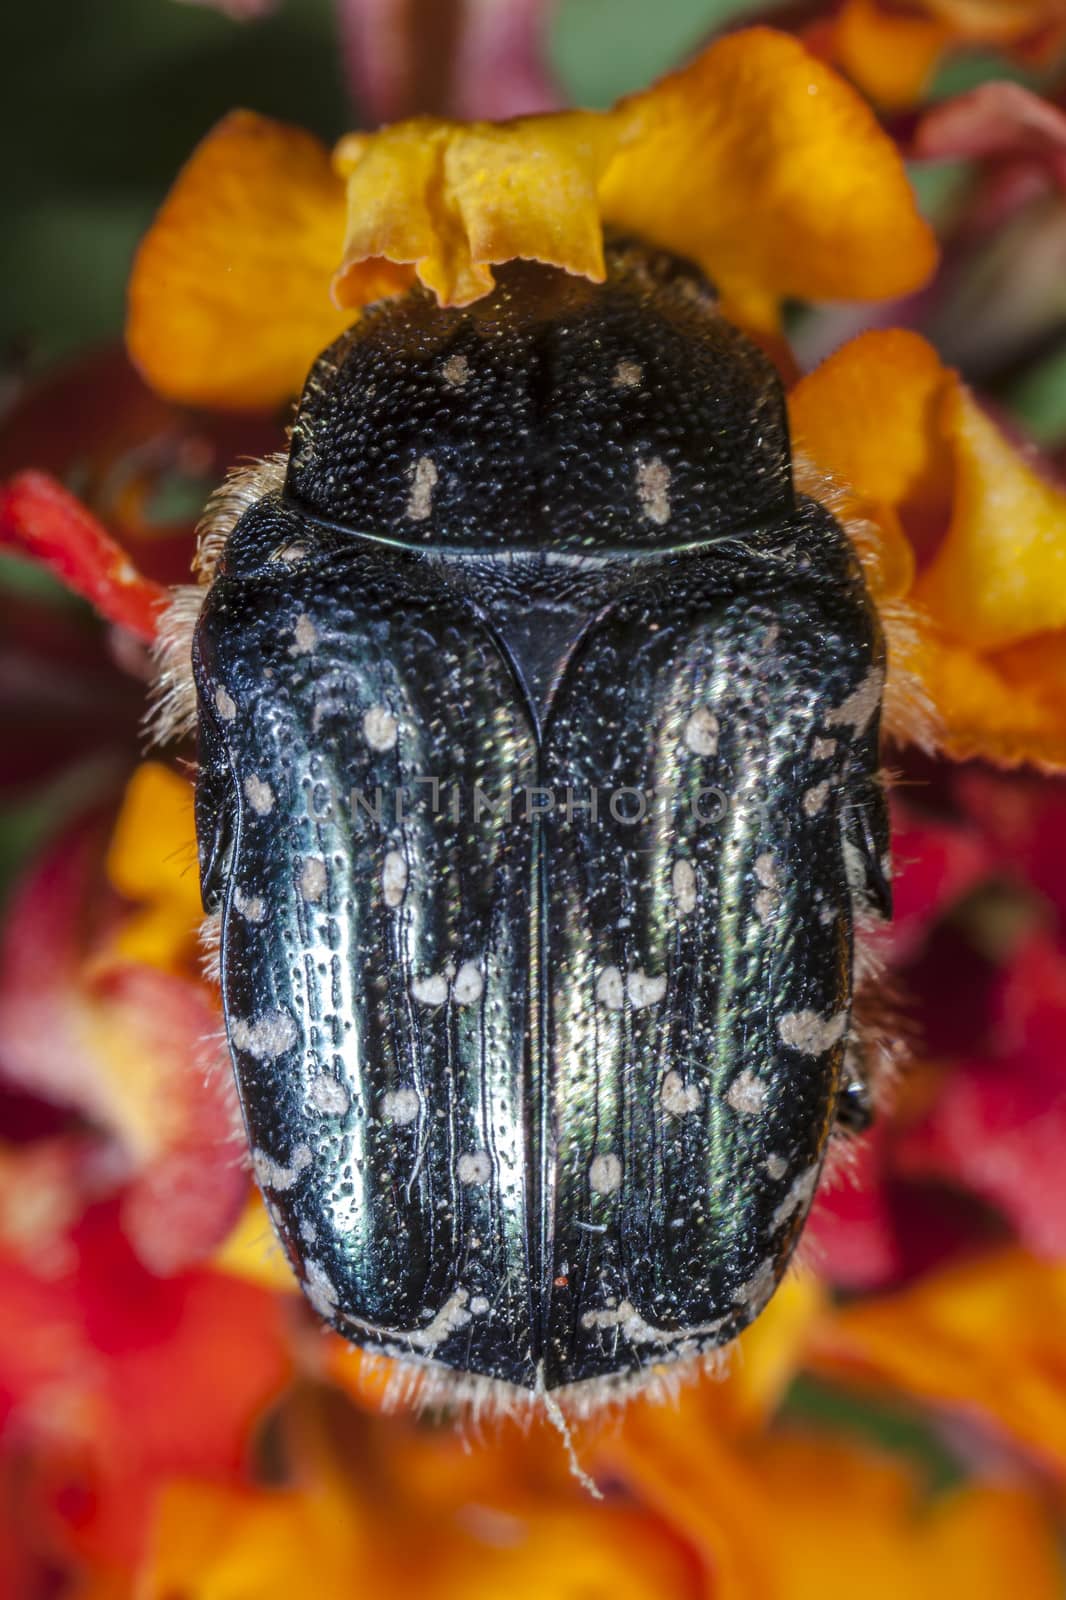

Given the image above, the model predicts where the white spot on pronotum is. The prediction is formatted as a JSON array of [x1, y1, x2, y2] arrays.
[[732, 1258, 777, 1313], [289, 613, 317, 655], [684, 707, 719, 756], [589, 1153, 623, 1194], [303, 1257, 338, 1319], [826, 667, 885, 735], [406, 454, 438, 520], [382, 850, 407, 907], [231, 1011, 297, 1059], [452, 962, 484, 1004], [253, 1143, 312, 1192], [243, 774, 274, 815], [771, 1164, 820, 1231], [363, 705, 398, 751], [410, 972, 449, 1007], [627, 969, 667, 1008], [765, 1153, 788, 1181], [299, 857, 327, 903], [612, 358, 643, 389], [812, 737, 837, 760], [636, 455, 671, 524], [596, 966, 625, 1010], [803, 781, 830, 817], [726, 1070, 767, 1115], [457, 1150, 492, 1186], [214, 685, 236, 721], [661, 1070, 701, 1116], [778, 1009, 848, 1055], [755, 890, 776, 923], [441, 353, 470, 387], [309, 1075, 349, 1116], [233, 887, 265, 923], [383, 1087, 420, 1124], [672, 858, 697, 915]]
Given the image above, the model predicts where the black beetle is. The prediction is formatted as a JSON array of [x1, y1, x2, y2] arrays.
[[161, 240, 891, 1406]]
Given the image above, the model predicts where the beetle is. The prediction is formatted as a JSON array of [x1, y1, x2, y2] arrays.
[[159, 239, 891, 1407]]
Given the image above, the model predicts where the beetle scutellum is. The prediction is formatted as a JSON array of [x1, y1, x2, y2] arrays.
[[153, 239, 895, 1411]]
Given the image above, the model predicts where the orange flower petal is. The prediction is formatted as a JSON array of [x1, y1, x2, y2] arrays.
[[790, 329, 953, 539], [823, 0, 952, 110], [792, 329, 1066, 769], [600, 29, 936, 331], [335, 29, 935, 329], [917, 386, 1066, 651], [808, 1248, 1066, 1480], [127, 110, 354, 410]]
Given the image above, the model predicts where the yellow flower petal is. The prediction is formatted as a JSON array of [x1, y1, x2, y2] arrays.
[[600, 28, 937, 331], [212, 1195, 299, 1295], [333, 113, 613, 308], [127, 110, 354, 410], [918, 385, 1066, 651], [105, 761, 202, 970]]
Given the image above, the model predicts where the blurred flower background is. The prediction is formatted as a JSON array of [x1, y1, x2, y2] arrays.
[[3, 1, 1066, 1595]]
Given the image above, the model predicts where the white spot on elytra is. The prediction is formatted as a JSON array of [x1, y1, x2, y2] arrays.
[[803, 781, 830, 817], [299, 857, 327, 903], [672, 858, 697, 915], [662, 1070, 701, 1116], [612, 358, 643, 389], [457, 1150, 491, 1186], [755, 890, 776, 923], [779, 1009, 848, 1055], [636, 455, 671, 524], [726, 1070, 767, 1115], [684, 707, 719, 756], [382, 850, 407, 907], [732, 1258, 777, 1313], [243, 774, 274, 815], [298, 1217, 318, 1245], [441, 353, 470, 388], [771, 1164, 820, 1231], [580, 1300, 727, 1346], [383, 1087, 420, 1124], [826, 667, 884, 734], [309, 1075, 349, 1116], [812, 737, 837, 760], [214, 686, 236, 720], [253, 1143, 311, 1192], [363, 705, 398, 751], [755, 854, 779, 889], [765, 1153, 788, 1181], [469, 1295, 490, 1315], [233, 887, 265, 923], [627, 969, 667, 1008], [406, 455, 438, 520], [404, 1290, 478, 1349], [289, 613, 317, 655], [231, 1011, 297, 1059], [596, 966, 625, 1010], [411, 972, 449, 1007], [589, 1153, 623, 1194], [303, 1257, 338, 1318], [452, 962, 484, 1004]]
